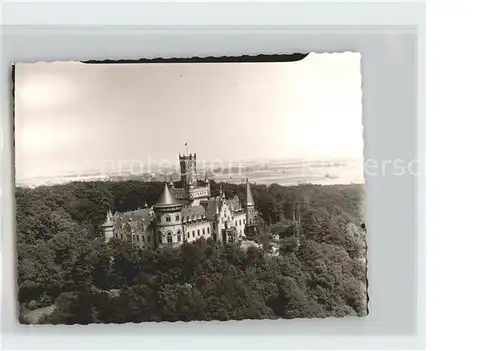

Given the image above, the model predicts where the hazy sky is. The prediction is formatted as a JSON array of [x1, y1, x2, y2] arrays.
[[15, 53, 363, 180]]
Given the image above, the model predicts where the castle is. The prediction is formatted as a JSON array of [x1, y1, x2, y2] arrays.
[[101, 151, 259, 250]]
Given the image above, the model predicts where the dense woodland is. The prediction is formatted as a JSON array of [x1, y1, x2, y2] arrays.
[[16, 180, 367, 324]]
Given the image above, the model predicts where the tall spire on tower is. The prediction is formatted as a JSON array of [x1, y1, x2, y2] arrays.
[[154, 178, 182, 209], [245, 178, 255, 207]]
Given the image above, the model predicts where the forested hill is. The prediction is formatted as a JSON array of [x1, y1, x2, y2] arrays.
[[16, 180, 367, 324]]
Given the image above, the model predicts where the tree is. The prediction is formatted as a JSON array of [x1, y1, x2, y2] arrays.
[[16, 180, 368, 322]]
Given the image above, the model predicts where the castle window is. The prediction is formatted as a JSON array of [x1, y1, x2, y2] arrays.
[[175, 215, 180, 221], [207, 227, 210, 234], [197, 229, 200, 237], [187, 232, 190, 238], [167, 234, 173, 243], [166, 215, 171, 222], [177, 234, 182, 242], [202, 228, 205, 235]]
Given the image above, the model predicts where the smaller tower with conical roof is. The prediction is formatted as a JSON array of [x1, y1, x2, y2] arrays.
[[153, 181, 184, 248], [101, 209, 115, 243], [245, 178, 257, 235]]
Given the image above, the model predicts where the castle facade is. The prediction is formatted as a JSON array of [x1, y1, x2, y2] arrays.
[[101, 152, 258, 250]]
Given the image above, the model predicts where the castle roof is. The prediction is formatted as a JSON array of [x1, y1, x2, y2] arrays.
[[202, 198, 221, 220], [245, 178, 255, 207], [226, 197, 243, 212], [154, 182, 182, 209], [200, 194, 244, 220], [113, 208, 155, 233], [181, 205, 206, 221]]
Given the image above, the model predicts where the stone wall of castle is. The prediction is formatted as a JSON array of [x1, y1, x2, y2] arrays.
[[184, 221, 212, 242]]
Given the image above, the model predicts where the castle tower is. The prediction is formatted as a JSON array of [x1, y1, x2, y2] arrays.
[[101, 209, 115, 243], [245, 178, 257, 234], [179, 152, 197, 190], [153, 181, 184, 248]]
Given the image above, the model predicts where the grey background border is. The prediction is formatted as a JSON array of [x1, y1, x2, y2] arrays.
[[1, 2, 425, 350]]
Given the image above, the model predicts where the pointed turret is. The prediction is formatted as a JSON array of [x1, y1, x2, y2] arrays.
[[244, 178, 257, 233], [213, 197, 220, 215], [245, 178, 255, 207], [154, 181, 182, 210]]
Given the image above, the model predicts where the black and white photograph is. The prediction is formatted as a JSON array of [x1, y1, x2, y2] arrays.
[[14, 53, 367, 324]]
